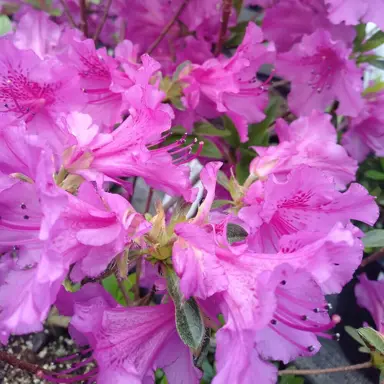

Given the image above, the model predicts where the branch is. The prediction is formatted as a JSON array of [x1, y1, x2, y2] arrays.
[[79, 0, 88, 37], [115, 272, 133, 306], [279, 361, 373, 376], [134, 258, 142, 300], [59, 0, 76, 28], [0, 351, 45, 377], [360, 248, 384, 268], [144, 188, 154, 213], [93, 0, 113, 42], [146, 0, 190, 55], [214, 0, 233, 56]]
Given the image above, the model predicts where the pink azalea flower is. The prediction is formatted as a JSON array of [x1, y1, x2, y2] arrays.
[[342, 89, 384, 162], [178, 23, 275, 142], [61, 88, 197, 201], [56, 283, 118, 346], [250, 111, 357, 188], [173, 162, 228, 299], [60, 37, 127, 127], [240, 165, 378, 253], [325, 0, 384, 30], [50, 181, 150, 282], [13, 9, 62, 59], [276, 29, 364, 117], [63, 299, 201, 384], [262, 0, 356, 52], [355, 274, 384, 333], [254, 264, 338, 364], [0, 150, 68, 342], [0, 39, 85, 132]]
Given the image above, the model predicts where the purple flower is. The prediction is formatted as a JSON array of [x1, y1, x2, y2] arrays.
[[277, 29, 364, 116], [355, 274, 384, 333], [325, 0, 384, 30], [342, 89, 384, 162], [240, 165, 378, 253], [250, 111, 358, 188], [0, 39, 85, 130], [262, 0, 355, 52]]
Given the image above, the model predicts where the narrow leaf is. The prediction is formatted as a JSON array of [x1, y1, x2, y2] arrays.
[[166, 269, 205, 350], [370, 59, 384, 70], [361, 30, 384, 52], [345, 326, 366, 346], [365, 170, 384, 181], [194, 122, 230, 137]]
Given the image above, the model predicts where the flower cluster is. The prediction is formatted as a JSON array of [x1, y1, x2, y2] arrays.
[[0, 1, 383, 383]]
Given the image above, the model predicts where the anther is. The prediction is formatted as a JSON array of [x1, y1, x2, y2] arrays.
[[325, 303, 332, 310], [23, 215, 29, 220], [270, 319, 277, 325], [307, 345, 315, 352], [20, 203, 26, 209], [280, 280, 287, 285], [333, 333, 340, 341], [301, 315, 308, 321]]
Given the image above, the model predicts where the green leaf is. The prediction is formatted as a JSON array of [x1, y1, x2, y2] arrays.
[[212, 199, 233, 209], [194, 122, 230, 137], [247, 98, 278, 146], [193, 328, 211, 368], [197, 137, 222, 159], [0, 15, 12, 36], [236, 147, 254, 184], [361, 30, 384, 52], [363, 229, 384, 248], [345, 326, 366, 346], [102, 274, 133, 306], [279, 375, 304, 384], [166, 269, 205, 350], [216, 170, 230, 191], [370, 59, 384, 70], [225, 21, 248, 48], [226, 223, 248, 244], [201, 359, 215, 384], [222, 115, 240, 147], [363, 81, 384, 95], [365, 170, 384, 181], [380, 158, 384, 171], [354, 23, 367, 51], [357, 327, 384, 354]]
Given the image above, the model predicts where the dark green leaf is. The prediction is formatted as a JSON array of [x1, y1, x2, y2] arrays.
[[354, 23, 367, 51], [222, 115, 241, 147], [363, 229, 384, 248], [361, 30, 384, 52], [365, 170, 384, 181], [247, 98, 278, 146], [380, 158, 384, 171], [225, 21, 249, 48], [194, 122, 230, 137], [197, 137, 222, 159], [166, 269, 205, 350], [0, 15, 11, 36], [279, 375, 304, 384], [227, 223, 248, 244], [236, 147, 254, 184], [357, 327, 384, 354]]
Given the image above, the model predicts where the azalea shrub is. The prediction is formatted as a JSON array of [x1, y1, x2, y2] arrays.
[[0, 0, 384, 383]]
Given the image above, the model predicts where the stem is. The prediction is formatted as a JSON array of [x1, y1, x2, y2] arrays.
[[146, 0, 190, 55], [0, 351, 45, 377], [214, 0, 233, 56], [79, 0, 88, 37], [360, 248, 384, 268], [93, 0, 113, 42], [134, 258, 142, 300], [279, 361, 373, 376], [129, 177, 138, 203], [59, 0, 76, 28], [144, 188, 154, 213], [115, 271, 133, 306]]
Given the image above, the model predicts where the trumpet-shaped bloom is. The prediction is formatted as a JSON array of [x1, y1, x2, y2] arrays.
[[250, 111, 357, 188], [277, 29, 363, 117]]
